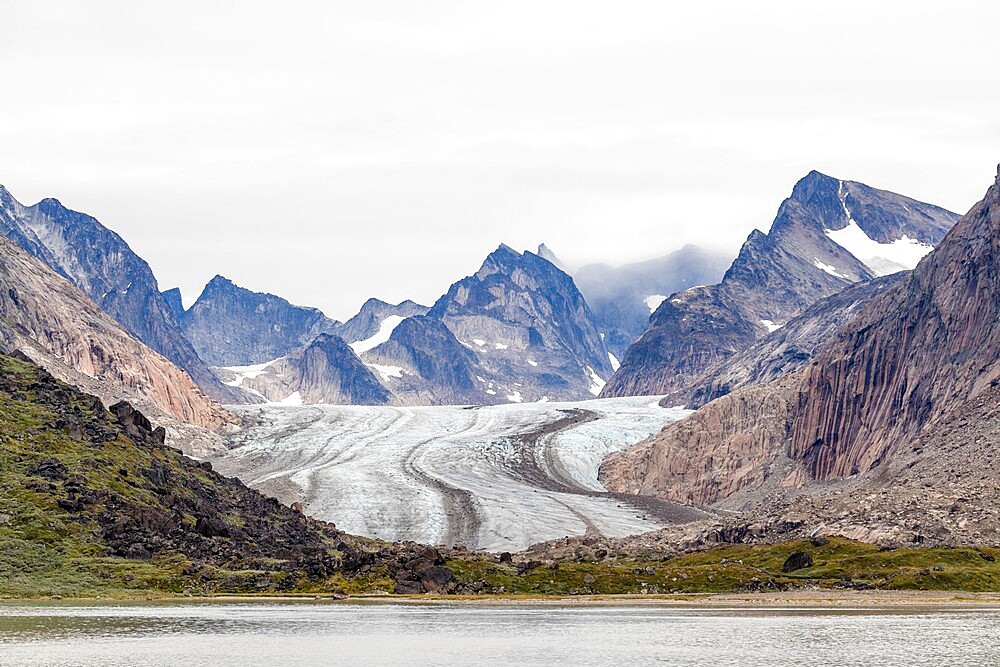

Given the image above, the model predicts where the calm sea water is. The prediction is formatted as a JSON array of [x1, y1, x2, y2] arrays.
[[1, 601, 998, 666]]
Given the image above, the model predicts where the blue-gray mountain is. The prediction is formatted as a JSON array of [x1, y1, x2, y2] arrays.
[[236, 245, 615, 405], [177, 275, 341, 367], [601, 171, 960, 401], [568, 244, 732, 359], [0, 185, 243, 404]]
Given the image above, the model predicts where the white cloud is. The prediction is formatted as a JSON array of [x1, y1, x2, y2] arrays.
[[0, 1, 997, 318]]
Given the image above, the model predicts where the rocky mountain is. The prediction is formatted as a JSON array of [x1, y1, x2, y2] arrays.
[[602, 171, 959, 400], [0, 185, 242, 404], [363, 315, 482, 404], [601, 165, 1000, 516], [680, 273, 906, 409], [221, 333, 392, 406], [334, 297, 429, 348], [571, 244, 732, 359], [178, 275, 340, 367], [226, 245, 614, 406], [418, 244, 614, 403], [0, 235, 232, 443]]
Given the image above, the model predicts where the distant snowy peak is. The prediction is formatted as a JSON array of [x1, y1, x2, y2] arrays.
[[644, 295, 667, 313]]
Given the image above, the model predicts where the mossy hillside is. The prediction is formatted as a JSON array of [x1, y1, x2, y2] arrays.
[[0, 353, 363, 597]]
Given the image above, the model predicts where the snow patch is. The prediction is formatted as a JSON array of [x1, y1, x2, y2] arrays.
[[527, 359, 538, 367], [813, 259, 850, 280], [350, 315, 405, 355], [587, 367, 606, 396], [608, 352, 620, 372], [506, 390, 523, 403], [760, 319, 783, 333], [221, 358, 281, 387], [825, 222, 933, 276], [472, 339, 486, 347], [273, 391, 302, 406], [494, 342, 509, 350], [366, 362, 404, 382], [644, 294, 667, 313]]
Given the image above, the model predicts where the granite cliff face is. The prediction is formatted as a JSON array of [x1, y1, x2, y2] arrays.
[[571, 244, 732, 359], [0, 235, 233, 434], [602, 166, 1000, 512], [363, 315, 482, 405], [602, 172, 958, 399], [0, 185, 242, 404], [179, 275, 340, 367], [681, 273, 906, 409]]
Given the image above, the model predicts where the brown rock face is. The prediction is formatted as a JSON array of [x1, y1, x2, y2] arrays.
[[0, 235, 233, 431], [791, 167, 1000, 480], [601, 377, 803, 507]]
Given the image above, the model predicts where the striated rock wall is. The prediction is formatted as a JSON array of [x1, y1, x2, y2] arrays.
[[791, 167, 1000, 480]]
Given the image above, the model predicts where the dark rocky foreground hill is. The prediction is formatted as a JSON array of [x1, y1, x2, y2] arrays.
[[0, 352, 477, 596]]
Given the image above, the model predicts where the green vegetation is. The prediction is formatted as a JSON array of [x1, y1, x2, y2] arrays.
[[445, 539, 1000, 596]]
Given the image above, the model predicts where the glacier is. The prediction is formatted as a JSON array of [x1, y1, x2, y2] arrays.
[[212, 397, 705, 552]]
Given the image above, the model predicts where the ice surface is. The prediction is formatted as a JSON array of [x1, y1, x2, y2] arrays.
[[215, 397, 691, 551], [350, 315, 405, 355], [366, 362, 404, 382]]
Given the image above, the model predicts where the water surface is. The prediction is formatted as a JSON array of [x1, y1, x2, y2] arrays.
[[1, 601, 998, 666]]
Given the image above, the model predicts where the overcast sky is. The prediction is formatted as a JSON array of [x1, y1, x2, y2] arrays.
[[2, 1, 998, 319]]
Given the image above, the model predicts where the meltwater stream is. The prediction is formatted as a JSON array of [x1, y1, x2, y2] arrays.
[[1, 602, 999, 666]]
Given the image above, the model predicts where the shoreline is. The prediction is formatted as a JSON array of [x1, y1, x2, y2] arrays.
[[5, 590, 1000, 607]]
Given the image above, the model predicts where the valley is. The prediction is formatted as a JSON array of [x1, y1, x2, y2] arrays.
[[212, 397, 708, 552]]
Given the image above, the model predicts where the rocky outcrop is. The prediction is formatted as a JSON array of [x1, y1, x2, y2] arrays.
[[161, 287, 185, 321], [364, 315, 482, 405], [236, 333, 392, 405], [334, 297, 428, 345], [0, 185, 243, 403], [602, 172, 958, 399], [179, 275, 340, 366], [601, 376, 804, 507], [571, 244, 732, 359]]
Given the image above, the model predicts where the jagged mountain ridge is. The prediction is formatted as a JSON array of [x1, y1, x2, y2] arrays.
[[602, 171, 959, 400], [601, 165, 1000, 513], [179, 275, 340, 367], [231, 245, 615, 405], [0, 185, 243, 404]]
